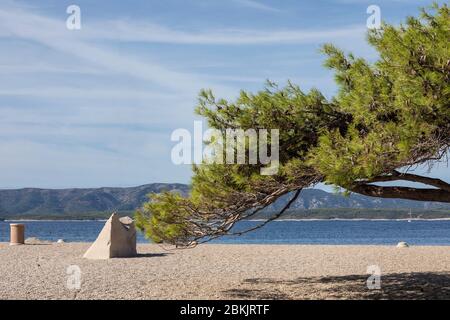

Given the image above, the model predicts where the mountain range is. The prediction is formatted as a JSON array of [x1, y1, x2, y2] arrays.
[[0, 183, 188, 219], [0, 183, 449, 219]]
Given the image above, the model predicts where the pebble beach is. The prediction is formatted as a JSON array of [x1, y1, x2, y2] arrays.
[[0, 243, 449, 300]]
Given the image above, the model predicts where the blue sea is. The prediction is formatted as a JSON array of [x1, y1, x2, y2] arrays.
[[1, 220, 450, 245]]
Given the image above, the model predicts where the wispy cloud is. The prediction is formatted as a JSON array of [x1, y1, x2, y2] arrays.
[[0, 2, 366, 47], [0, 64, 102, 75], [83, 20, 366, 45], [0, 0, 385, 188], [231, 0, 282, 12], [0, 6, 229, 95]]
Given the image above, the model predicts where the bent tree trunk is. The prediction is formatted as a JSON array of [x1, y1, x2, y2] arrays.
[[348, 171, 450, 203], [349, 184, 450, 202]]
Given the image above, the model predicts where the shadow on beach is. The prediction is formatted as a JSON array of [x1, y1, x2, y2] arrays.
[[223, 272, 450, 300], [130, 253, 172, 259]]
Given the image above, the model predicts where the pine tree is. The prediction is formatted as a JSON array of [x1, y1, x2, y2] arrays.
[[136, 4, 450, 246]]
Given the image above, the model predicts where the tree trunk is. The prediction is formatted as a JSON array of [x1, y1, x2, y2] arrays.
[[349, 184, 450, 203]]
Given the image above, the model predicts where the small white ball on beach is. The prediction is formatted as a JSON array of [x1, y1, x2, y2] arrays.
[[56, 239, 65, 244], [396, 241, 409, 248]]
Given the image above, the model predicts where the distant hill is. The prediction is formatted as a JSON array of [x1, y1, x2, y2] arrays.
[[0, 184, 448, 219], [0, 183, 189, 219]]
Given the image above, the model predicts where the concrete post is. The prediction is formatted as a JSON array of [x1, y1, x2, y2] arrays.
[[10, 223, 25, 245]]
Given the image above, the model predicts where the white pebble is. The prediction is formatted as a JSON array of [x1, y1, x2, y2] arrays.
[[396, 241, 409, 248]]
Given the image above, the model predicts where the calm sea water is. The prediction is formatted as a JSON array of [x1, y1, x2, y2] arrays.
[[1, 220, 450, 245]]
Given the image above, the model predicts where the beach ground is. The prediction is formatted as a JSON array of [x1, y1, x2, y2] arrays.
[[0, 243, 449, 299]]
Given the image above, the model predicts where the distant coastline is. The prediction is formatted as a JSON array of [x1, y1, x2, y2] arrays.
[[3, 208, 449, 222], [1, 208, 449, 221], [251, 218, 450, 222], [1, 186, 449, 221], [2, 219, 108, 222]]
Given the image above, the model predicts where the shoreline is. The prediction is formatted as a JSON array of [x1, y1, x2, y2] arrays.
[[2, 241, 450, 247], [3, 218, 450, 222], [251, 218, 450, 221]]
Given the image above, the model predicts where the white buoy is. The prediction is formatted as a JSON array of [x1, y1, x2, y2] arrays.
[[56, 239, 65, 244], [396, 241, 409, 248]]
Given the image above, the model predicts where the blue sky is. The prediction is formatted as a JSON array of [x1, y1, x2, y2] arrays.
[[0, 0, 448, 189]]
